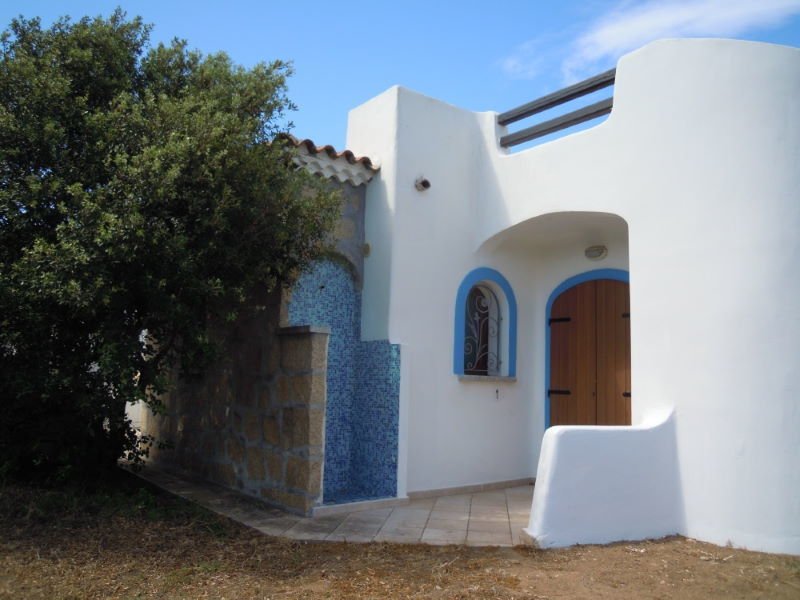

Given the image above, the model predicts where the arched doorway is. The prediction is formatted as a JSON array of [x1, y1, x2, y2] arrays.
[[547, 271, 631, 427]]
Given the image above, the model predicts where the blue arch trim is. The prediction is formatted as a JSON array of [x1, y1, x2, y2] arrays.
[[454, 267, 518, 376], [544, 268, 629, 429]]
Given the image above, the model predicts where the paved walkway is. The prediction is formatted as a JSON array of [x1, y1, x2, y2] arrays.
[[140, 468, 533, 546]]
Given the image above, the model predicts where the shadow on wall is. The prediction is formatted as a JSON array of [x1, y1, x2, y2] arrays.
[[288, 259, 400, 504], [526, 408, 686, 547]]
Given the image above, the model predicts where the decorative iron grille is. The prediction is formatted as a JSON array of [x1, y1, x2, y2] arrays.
[[464, 284, 501, 375]]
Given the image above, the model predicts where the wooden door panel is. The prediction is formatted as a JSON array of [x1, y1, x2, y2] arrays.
[[549, 282, 597, 425], [549, 278, 631, 427], [549, 286, 575, 426], [596, 280, 632, 425], [620, 281, 631, 425], [596, 280, 614, 425], [575, 281, 597, 424]]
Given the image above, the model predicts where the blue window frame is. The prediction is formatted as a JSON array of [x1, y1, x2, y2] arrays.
[[454, 267, 517, 377]]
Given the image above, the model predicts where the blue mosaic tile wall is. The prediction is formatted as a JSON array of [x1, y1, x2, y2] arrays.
[[352, 341, 400, 499], [288, 260, 400, 504]]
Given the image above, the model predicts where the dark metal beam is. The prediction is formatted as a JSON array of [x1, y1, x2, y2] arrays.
[[497, 68, 616, 126], [499, 97, 613, 148]]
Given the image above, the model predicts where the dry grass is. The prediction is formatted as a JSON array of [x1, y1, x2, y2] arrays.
[[1, 473, 798, 599]]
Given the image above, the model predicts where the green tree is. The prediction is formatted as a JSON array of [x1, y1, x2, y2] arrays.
[[0, 11, 340, 479]]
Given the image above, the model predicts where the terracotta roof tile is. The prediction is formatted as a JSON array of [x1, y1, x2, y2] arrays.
[[280, 133, 379, 171], [279, 133, 379, 186]]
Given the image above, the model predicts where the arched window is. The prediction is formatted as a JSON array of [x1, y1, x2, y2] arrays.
[[454, 268, 517, 378], [464, 285, 500, 375]]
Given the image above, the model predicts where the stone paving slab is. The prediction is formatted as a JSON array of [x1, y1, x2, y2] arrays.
[[136, 466, 533, 547], [422, 528, 468, 545], [375, 526, 425, 543]]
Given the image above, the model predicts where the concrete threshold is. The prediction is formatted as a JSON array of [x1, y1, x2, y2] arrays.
[[408, 477, 535, 499]]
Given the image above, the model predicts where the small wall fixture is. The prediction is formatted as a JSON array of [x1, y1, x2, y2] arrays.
[[414, 176, 431, 191], [584, 245, 608, 261]]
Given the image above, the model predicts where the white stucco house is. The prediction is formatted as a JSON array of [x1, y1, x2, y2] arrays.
[[137, 37, 798, 556], [336, 38, 799, 555]]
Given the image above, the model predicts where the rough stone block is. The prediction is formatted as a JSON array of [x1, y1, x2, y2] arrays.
[[280, 408, 295, 449], [261, 488, 312, 515], [266, 344, 281, 377], [266, 453, 283, 482], [277, 373, 326, 407], [258, 385, 273, 409], [243, 413, 261, 442], [306, 459, 322, 496], [286, 455, 314, 491], [244, 344, 262, 375], [345, 189, 362, 213], [308, 335, 328, 371], [307, 374, 326, 406], [335, 217, 356, 241], [280, 335, 313, 371], [290, 407, 310, 446], [226, 436, 245, 464], [209, 462, 236, 487], [238, 382, 259, 409], [263, 415, 280, 446], [246, 447, 265, 481], [260, 486, 279, 505], [276, 376, 290, 405], [308, 407, 325, 447], [288, 492, 313, 515]]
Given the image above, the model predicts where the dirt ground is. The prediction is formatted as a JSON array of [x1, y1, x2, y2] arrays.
[[1, 476, 798, 599]]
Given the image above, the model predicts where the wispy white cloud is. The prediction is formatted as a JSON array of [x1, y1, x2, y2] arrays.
[[499, 40, 546, 80], [498, 31, 572, 81], [564, 0, 800, 81], [500, 0, 800, 84]]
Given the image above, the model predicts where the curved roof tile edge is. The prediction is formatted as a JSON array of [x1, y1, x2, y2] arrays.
[[279, 133, 379, 172]]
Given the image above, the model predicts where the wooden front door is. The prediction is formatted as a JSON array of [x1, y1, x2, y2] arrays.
[[549, 279, 631, 426]]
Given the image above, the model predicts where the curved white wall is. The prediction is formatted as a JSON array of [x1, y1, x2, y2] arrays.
[[347, 39, 800, 554], [527, 409, 682, 547]]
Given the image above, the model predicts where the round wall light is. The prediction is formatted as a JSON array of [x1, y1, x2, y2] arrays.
[[584, 245, 608, 261]]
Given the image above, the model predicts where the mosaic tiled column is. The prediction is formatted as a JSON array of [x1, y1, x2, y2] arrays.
[[287, 259, 400, 504]]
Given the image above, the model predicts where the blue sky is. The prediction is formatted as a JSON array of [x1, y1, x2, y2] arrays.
[[3, 1, 799, 149]]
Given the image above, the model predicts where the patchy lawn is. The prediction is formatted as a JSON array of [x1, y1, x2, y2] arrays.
[[1, 472, 798, 599]]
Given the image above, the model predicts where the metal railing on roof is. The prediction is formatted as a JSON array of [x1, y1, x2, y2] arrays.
[[498, 68, 616, 148]]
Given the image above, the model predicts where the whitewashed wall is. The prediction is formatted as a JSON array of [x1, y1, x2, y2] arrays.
[[348, 90, 630, 495], [527, 409, 682, 548], [346, 39, 800, 555]]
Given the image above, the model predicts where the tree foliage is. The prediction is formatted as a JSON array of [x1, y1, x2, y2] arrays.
[[0, 11, 340, 479]]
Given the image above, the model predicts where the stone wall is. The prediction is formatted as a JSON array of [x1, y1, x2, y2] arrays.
[[328, 177, 366, 286], [136, 175, 398, 512], [141, 287, 329, 516]]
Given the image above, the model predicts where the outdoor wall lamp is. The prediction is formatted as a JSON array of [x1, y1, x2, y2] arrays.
[[585, 245, 608, 260]]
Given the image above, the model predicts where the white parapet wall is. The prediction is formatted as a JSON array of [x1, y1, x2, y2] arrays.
[[526, 409, 683, 547]]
